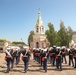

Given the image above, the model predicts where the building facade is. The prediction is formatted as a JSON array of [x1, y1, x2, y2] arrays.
[[69, 31, 76, 48], [30, 9, 50, 49]]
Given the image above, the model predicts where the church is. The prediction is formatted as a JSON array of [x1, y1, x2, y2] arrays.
[[30, 9, 50, 49]]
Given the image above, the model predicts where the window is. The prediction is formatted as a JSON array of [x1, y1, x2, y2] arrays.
[[36, 26, 39, 32]]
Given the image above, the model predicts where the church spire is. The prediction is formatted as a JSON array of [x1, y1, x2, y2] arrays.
[[35, 9, 44, 34]]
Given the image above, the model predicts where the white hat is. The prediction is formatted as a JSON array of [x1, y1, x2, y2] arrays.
[[57, 47, 60, 49], [53, 45, 56, 47], [44, 49, 47, 52]]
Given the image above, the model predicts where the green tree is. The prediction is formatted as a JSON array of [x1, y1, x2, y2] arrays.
[[57, 20, 72, 47], [12, 41, 26, 45], [0, 39, 6, 42], [45, 23, 57, 46], [67, 26, 73, 41], [28, 30, 35, 46]]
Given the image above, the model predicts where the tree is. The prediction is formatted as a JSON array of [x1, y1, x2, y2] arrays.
[[67, 26, 73, 41], [0, 39, 6, 42], [45, 23, 57, 46], [28, 30, 35, 46], [12, 41, 26, 45], [57, 20, 73, 47]]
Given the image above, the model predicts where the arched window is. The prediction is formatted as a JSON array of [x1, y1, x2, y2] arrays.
[[42, 26, 44, 32], [36, 26, 38, 32]]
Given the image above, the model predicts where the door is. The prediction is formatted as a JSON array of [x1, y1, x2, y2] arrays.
[[36, 42, 39, 48]]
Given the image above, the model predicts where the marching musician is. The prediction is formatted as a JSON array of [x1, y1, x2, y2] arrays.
[[14, 48, 21, 65], [5, 49, 12, 73], [49, 47, 53, 64], [56, 47, 62, 71], [73, 48, 76, 68], [22, 49, 31, 73], [10, 49, 15, 69], [68, 48, 74, 67], [41, 49, 47, 72], [52, 45, 56, 66], [61, 46, 67, 64]]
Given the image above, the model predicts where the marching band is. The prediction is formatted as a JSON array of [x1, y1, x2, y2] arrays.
[[4, 46, 76, 73]]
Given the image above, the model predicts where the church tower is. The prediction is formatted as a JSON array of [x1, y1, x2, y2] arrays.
[[30, 9, 50, 49], [36, 9, 44, 34]]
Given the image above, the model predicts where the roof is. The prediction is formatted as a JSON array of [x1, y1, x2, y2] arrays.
[[36, 9, 44, 27]]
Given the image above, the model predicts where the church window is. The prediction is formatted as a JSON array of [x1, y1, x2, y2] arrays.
[[36, 26, 39, 32], [42, 26, 44, 32]]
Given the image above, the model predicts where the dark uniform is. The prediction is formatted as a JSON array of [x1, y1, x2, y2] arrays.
[[49, 49, 53, 64], [14, 49, 21, 65], [10, 49, 15, 68], [5, 50, 11, 73], [41, 51, 47, 72], [56, 48, 62, 71], [22, 49, 31, 73], [68, 49, 74, 67], [73, 49, 76, 68], [61, 48, 67, 64], [40, 50, 43, 66], [52, 46, 56, 66]]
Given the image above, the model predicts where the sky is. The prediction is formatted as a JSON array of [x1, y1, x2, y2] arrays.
[[0, 0, 76, 44]]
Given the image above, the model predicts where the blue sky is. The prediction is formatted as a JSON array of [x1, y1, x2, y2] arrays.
[[0, 0, 76, 44]]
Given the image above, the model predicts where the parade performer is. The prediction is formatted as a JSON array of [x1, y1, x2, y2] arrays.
[[49, 47, 53, 64], [61, 46, 67, 64], [41, 49, 47, 72], [68, 48, 74, 67], [56, 47, 62, 71], [40, 49, 43, 66], [10, 49, 15, 69], [73, 48, 76, 68], [5, 49, 12, 73], [14, 49, 21, 65], [22, 49, 31, 73], [52, 45, 56, 66]]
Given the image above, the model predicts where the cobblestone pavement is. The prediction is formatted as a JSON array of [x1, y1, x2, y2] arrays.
[[0, 53, 76, 75]]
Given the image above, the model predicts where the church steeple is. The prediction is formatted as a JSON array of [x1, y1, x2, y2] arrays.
[[36, 9, 44, 34]]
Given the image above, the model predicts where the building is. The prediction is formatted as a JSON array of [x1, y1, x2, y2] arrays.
[[69, 31, 76, 48], [30, 9, 50, 49], [72, 32, 76, 43]]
